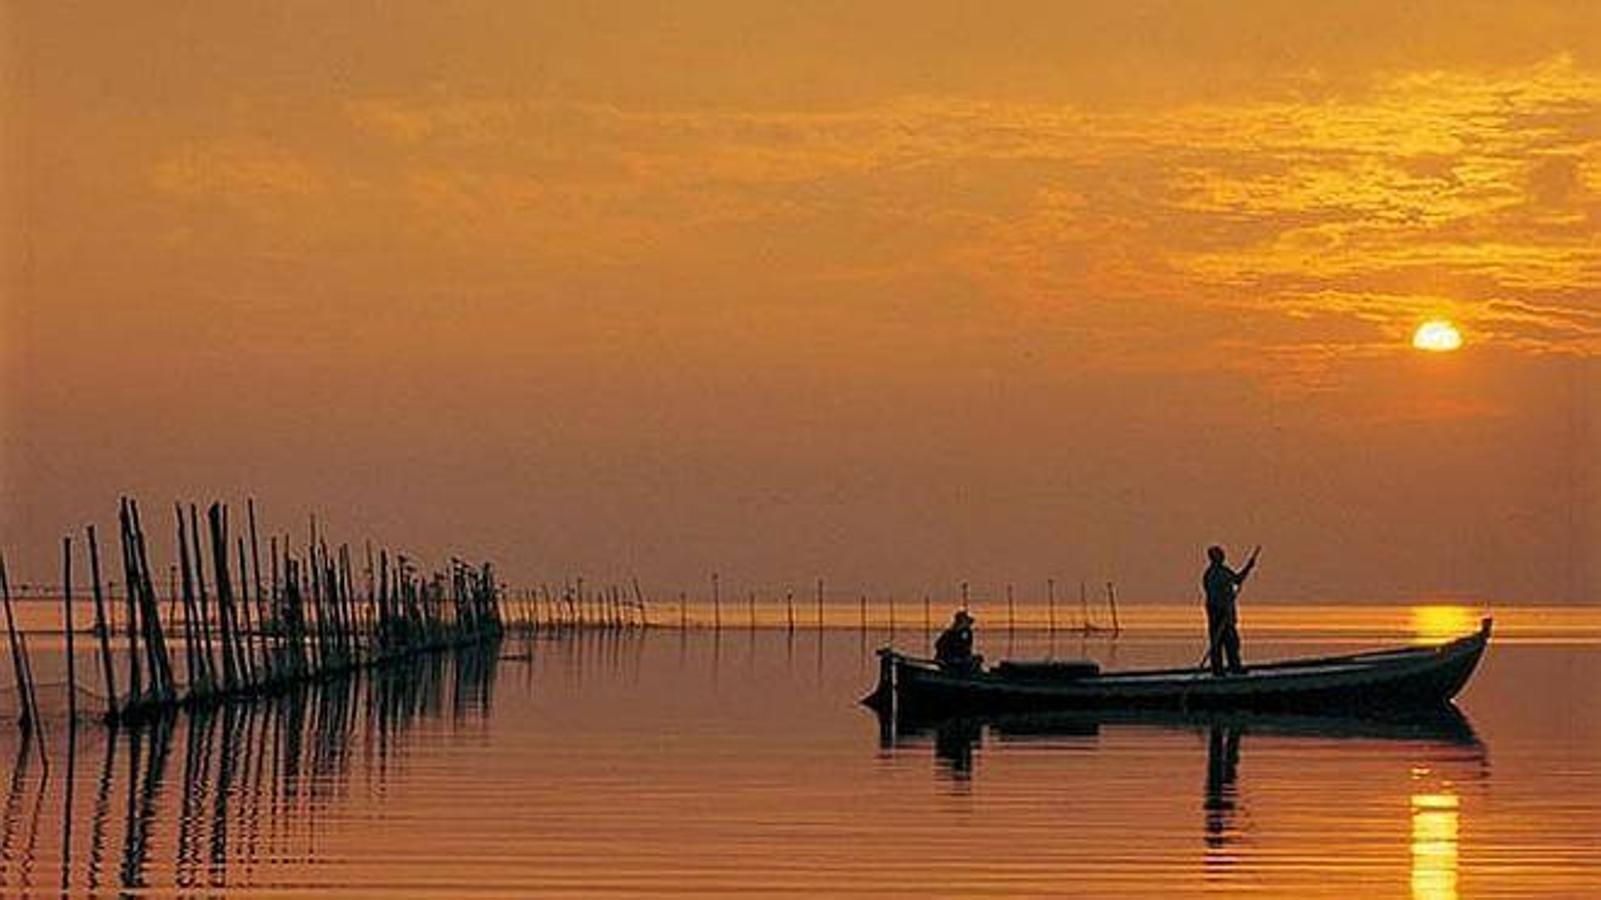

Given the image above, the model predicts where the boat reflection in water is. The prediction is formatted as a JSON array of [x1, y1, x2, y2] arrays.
[[876, 704, 1484, 892]]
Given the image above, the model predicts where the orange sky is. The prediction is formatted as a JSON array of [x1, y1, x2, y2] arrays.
[[3, 1, 1598, 603]]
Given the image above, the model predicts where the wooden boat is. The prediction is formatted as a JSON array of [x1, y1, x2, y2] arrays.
[[863, 617, 1491, 718]]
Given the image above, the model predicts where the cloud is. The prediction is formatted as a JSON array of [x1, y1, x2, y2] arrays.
[[140, 55, 1601, 375]]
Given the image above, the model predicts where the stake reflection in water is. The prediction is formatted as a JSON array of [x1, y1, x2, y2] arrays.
[[0, 640, 502, 894]]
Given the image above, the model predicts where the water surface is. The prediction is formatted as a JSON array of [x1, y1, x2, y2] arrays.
[[1, 604, 1598, 896]]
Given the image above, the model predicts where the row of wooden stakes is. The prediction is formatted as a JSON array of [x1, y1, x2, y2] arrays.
[[623, 575, 1121, 634], [0, 496, 506, 733]]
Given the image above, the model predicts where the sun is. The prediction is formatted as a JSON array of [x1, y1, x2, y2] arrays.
[[1412, 320, 1463, 353]]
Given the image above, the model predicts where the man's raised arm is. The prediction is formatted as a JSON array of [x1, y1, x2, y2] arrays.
[[1236, 545, 1262, 582]]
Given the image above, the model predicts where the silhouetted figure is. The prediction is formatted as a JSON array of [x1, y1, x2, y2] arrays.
[[934, 610, 982, 674], [1202, 545, 1258, 676]]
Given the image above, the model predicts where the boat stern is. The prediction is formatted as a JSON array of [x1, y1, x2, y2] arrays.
[[861, 647, 898, 713]]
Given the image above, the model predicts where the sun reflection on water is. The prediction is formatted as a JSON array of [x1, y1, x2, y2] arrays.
[[1411, 793, 1460, 900]]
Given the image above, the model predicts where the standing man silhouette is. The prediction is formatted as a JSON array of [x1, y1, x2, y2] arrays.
[[1202, 545, 1259, 676]]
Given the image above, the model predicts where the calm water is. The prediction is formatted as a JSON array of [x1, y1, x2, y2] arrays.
[[1, 604, 1598, 897]]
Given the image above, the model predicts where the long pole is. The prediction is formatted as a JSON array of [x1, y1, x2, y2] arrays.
[[248, 499, 268, 680], [129, 500, 174, 695], [119, 502, 144, 704], [209, 504, 239, 691], [1106, 581, 1120, 635], [64, 536, 78, 722], [1047, 578, 1056, 635], [189, 505, 215, 688], [87, 525, 118, 717], [0, 554, 36, 731], [236, 536, 258, 687], [175, 504, 202, 693], [815, 579, 824, 630]]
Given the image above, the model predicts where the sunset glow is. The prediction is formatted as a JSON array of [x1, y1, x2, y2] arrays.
[[1409, 605, 1478, 645], [3, 2, 1597, 603], [2, 6, 1599, 898], [1412, 321, 1465, 353]]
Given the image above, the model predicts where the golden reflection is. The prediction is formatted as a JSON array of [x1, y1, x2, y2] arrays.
[[1411, 793, 1459, 900], [1410, 606, 1476, 645]]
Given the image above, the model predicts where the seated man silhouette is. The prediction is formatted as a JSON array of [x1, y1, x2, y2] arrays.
[[934, 609, 983, 674]]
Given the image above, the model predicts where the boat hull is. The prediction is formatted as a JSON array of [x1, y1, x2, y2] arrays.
[[866, 618, 1491, 719]]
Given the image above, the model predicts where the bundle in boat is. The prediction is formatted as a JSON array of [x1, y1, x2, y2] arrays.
[[991, 660, 1101, 682]]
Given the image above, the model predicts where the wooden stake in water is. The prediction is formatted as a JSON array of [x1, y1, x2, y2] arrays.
[[1106, 581, 1120, 635], [248, 499, 269, 680], [190, 504, 216, 687], [1006, 583, 1015, 635], [1080, 580, 1090, 630], [786, 590, 795, 634], [208, 503, 240, 691], [119, 501, 144, 704], [1048, 578, 1056, 635], [236, 535, 258, 687], [129, 500, 175, 696], [712, 573, 721, 631], [270, 534, 281, 609], [1, 553, 37, 731], [175, 505, 202, 693], [86, 525, 118, 717], [858, 595, 866, 633], [815, 579, 824, 630], [64, 536, 78, 722]]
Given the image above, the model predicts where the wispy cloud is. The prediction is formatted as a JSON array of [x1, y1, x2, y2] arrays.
[[146, 56, 1601, 375]]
